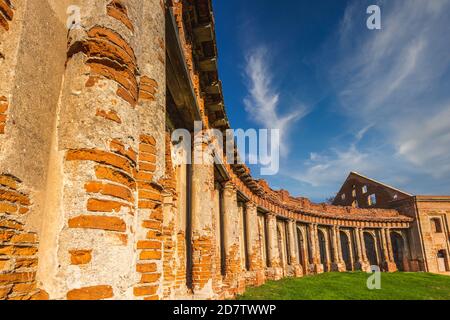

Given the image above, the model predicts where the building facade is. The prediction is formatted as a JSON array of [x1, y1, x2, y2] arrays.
[[0, 0, 446, 300], [333, 172, 450, 274]]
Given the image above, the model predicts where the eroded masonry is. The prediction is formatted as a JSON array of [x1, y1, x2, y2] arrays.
[[1, 0, 450, 300]]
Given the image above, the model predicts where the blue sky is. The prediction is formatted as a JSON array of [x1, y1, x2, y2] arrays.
[[213, 0, 450, 202]]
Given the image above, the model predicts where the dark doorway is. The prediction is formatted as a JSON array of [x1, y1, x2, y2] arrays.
[[364, 232, 378, 267], [297, 227, 306, 272], [390, 232, 405, 271], [318, 229, 328, 272]]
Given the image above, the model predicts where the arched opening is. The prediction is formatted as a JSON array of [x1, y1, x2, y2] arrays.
[[364, 232, 378, 267], [318, 229, 328, 272], [437, 250, 450, 272], [340, 231, 352, 271], [390, 232, 405, 271], [297, 227, 306, 272]]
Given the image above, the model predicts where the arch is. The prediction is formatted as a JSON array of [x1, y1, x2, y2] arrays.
[[296, 226, 307, 273], [340, 231, 352, 271], [364, 232, 378, 266], [437, 250, 450, 272], [318, 229, 328, 272], [390, 231, 405, 271]]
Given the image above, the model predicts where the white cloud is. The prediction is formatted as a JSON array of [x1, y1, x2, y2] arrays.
[[243, 47, 306, 156], [296, 0, 450, 190], [295, 145, 371, 188]]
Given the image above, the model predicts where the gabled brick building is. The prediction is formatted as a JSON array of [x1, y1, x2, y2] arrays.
[[333, 172, 450, 274]]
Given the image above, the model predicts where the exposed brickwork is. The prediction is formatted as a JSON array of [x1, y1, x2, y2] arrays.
[[139, 76, 158, 102], [67, 285, 113, 300], [0, 174, 47, 300], [95, 109, 122, 124], [107, 1, 134, 32], [134, 134, 163, 300], [223, 243, 242, 296], [68, 26, 139, 107], [0, 0, 13, 31], [0, 96, 8, 134], [64, 139, 140, 299], [69, 250, 92, 265]]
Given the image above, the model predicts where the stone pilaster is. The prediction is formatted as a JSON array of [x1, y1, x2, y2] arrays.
[[354, 228, 370, 271], [288, 219, 303, 276], [222, 182, 244, 296], [266, 213, 283, 279], [245, 202, 265, 285], [190, 141, 217, 299], [308, 223, 323, 274], [331, 226, 346, 272], [382, 228, 397, 272]]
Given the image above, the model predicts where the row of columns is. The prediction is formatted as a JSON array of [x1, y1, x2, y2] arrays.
[[188, 161, 407, 298]]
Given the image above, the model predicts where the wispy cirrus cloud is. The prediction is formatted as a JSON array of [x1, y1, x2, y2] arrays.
[[294, 0, 450, 195], [243, 47, 307, 157]]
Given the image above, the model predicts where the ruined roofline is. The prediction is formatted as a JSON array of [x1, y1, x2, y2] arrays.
[[414, 195, 450, 202], [178, 0, 412, 225], [347, 171, 413, 197]]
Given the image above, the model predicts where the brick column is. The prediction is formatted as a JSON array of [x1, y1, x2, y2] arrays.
[[360, 229, 369, 262], [222, 182, 243, 296], [266, 213, 282, 279], [344, 230, 355, 271], [382, 228, 397, 272], [297, 225, 309, 275], [355, 228, 370, 271], [386, 229, 395, 261], [308, 223, 323, 273], [190, 141, 217, 299], [331, 226, 346, 272], [56, 0, 167, 300], [288, 219, 303, 276], [245, 202, 265, 285]]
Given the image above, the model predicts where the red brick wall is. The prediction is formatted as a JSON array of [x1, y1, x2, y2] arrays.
[[0, 174, 48, 300], [333, 175, 409, 208]]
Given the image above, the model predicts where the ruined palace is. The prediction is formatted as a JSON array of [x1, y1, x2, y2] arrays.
[[0, 0, 449, 300]]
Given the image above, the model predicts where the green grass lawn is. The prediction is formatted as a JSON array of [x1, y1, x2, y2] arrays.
[[237, 272, 450, 300]]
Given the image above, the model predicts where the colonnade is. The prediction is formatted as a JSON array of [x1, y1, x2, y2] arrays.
[[184, 163, 412, 298]]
